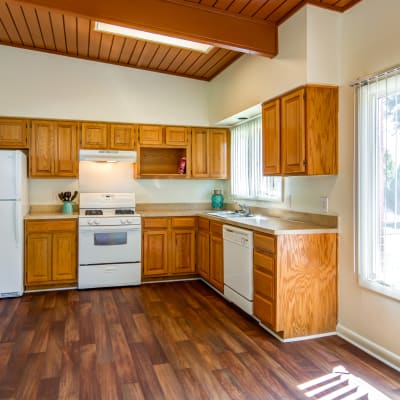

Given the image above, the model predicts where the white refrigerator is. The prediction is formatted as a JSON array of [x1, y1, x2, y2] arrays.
[[0, 150, 28, 298]]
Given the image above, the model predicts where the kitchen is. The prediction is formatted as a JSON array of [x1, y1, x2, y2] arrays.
[[0, 0, 400, 398]]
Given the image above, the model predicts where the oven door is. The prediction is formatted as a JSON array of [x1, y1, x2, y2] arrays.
[[79, 225, 141, 265]]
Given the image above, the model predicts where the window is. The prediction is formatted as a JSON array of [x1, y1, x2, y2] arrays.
[[356, 67, 400, 300], [231, 116, 282, 201]]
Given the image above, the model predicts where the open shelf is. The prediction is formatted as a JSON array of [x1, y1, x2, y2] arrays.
[[139, 147, 188, 176]]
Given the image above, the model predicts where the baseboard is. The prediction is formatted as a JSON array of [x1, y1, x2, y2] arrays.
[[336, 324, 400, 372]]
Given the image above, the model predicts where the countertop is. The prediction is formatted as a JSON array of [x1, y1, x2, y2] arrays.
[[138, 209, 338, 235], [25, 205, 338, 235]]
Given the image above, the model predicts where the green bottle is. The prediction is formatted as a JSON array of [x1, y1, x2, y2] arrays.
[[211, 189, 224, 209]]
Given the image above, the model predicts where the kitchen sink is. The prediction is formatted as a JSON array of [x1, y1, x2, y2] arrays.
[[225, 215, 269, 223], [206, 210, 237, 217]]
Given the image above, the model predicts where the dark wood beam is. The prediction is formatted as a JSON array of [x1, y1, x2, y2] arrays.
[[19, 0, 278, 57]]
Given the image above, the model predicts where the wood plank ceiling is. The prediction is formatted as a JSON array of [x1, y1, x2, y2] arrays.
[[0, 0, 361, 81]]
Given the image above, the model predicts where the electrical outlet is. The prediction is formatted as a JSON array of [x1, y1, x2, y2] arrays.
[[286, 194, 292, 209], [320, 196, 328, 213]]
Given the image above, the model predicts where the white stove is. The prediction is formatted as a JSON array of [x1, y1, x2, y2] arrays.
[[78, 193, 142, 289]]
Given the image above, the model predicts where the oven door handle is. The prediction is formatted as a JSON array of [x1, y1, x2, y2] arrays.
[[79, 226, 141, 233]]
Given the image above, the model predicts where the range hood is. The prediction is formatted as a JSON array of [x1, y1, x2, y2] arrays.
[[79, 149, 137, 163]]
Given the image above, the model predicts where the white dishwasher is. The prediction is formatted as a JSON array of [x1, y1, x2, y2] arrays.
[[223, 225, 254, 314]]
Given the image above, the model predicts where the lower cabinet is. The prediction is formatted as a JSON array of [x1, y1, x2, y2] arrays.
[[25, 219, 77, 290], [197, 217, 210, 280], [196, 218, 224, 293], [253, 231, 337, 339], [142, 217, 196, 278]]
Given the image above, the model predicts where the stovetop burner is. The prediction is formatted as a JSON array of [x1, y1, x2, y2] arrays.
[[85, 209, 103, 216], [115, 209, 135, 215]]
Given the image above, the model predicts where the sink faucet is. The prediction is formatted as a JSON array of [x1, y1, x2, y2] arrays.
[[237, 203, 251, 216]]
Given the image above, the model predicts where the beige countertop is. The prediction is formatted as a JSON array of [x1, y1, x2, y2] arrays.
[[138, 209, 338, 235], [25, 204, 338, 235]]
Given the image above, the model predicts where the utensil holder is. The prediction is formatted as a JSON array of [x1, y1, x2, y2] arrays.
[[62, 201, 73, 214]]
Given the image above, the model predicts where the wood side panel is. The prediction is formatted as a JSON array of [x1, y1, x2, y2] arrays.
[[305, 85, 338, 175], [209, 221, 223, 292], [191, 128, 209, 177], [262, 99, 281, 175], [276, 233, 337, 338], [281, 88, 306, 175]]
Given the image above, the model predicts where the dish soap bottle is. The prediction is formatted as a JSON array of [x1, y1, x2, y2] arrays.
[[211, 189, 224, 209]]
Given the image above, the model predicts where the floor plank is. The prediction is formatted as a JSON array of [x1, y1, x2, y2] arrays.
[[0, 280, 398, 399]]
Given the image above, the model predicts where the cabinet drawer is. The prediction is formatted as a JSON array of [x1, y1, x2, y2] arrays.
[[142, 217, 169, 229], [25, 219, 76, 233], [171, 217, 196, 229], [254, 251, 274, 274], [254, 269, 274, 300], [198, 217, 210, 231], [254, 233, 275, 254], [210, 221, 223, 237], [254, 294, 275, 328]]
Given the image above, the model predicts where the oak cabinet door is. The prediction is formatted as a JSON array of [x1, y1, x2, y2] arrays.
[[143, 230, 169, 276], [191, 128, 209, 177], [262, 99, 281, 175], [110, 124, 136, 150], [54, 121, 79, 177], [0, 118, 28, 148], [81, 123, 108, 149], [139, 125, 163, 145], [281, 88, 306, 174], [209, 129, 229, 179], [170, 229, 196, 275], [197, 229, 210, 279], [52, 231, 77, 282], [165, 126, 188, 146], [25, 233, 52, 285], [209, 222, 224, 292], [30, 120, 54, 177]]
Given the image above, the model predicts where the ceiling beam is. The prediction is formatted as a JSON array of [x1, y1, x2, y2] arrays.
[[19, 0, 278, 57]]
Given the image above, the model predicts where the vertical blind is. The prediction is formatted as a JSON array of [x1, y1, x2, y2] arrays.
[[356, 67, 400, 299], [231, 116, 282, 201]]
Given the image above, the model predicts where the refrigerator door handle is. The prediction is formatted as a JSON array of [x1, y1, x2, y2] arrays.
[[15, 201, 21, 247]]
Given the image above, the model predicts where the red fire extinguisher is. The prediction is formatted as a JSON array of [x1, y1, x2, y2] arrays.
[[178, 157, 186, 174]]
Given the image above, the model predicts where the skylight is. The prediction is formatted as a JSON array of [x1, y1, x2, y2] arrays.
[[94, 21, 213, 53]]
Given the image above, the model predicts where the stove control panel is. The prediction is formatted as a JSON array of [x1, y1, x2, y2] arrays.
[[79, 215, 141, 227]]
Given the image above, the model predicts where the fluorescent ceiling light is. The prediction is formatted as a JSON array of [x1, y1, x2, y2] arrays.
[[94, 21, 212, 53]]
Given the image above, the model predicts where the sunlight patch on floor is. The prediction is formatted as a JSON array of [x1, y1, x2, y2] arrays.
[[297, 365, 392, 399]]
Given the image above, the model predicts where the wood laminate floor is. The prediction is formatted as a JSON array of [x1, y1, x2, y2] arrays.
[[0, 280, 399, 400]]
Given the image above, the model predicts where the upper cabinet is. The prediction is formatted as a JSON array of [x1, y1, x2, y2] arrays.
[[262, 85, 338, 176], [30, 120, 79, 178], [191, 128, 230, 179], [136, 124, 191, 178], [81, 122, 136, 150], [0, 118, 29, 149]]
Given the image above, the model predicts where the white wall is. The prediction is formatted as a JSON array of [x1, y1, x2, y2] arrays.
[[209, 1, 400, 368], [336, 0, 400, 365], [207, 7, 307, 124], [0, 45, 225, 205]]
